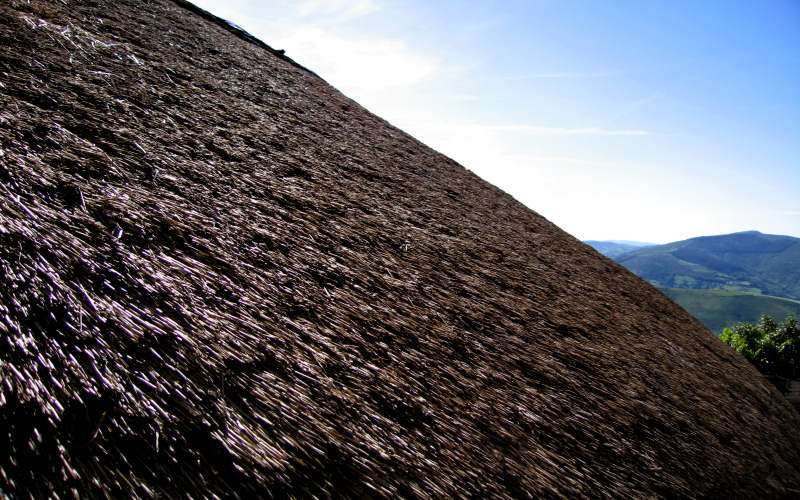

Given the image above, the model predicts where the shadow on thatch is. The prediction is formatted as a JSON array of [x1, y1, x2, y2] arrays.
[[1, 0, 799, 497]]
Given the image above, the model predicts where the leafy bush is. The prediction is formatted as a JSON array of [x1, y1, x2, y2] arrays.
[[720, 314, 799, 381]]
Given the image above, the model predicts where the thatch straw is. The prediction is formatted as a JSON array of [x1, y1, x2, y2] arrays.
[[1, 0, 799, 497]]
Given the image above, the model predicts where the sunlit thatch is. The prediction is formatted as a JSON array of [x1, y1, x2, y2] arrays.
[[1, 1, 798, 497]]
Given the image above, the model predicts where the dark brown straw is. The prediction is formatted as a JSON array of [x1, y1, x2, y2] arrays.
[[1, 1, 798, 497]]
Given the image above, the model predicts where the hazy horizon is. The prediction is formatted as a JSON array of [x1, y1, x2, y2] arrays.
[[189, 0, 800, 244], [585, 229, 800, 246]]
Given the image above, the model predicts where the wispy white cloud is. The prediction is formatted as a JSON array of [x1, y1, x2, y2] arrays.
[[528, 72, 613, 79], [780, 210, 800, 216], [606, 92, 663, 125], [293, 0, 378, 23], [500, 154, 617, 166], [277, 28, 437, 91], [486, 125, 649, 136], [491, 71, 616, 82], [191, 1, 437, 94]]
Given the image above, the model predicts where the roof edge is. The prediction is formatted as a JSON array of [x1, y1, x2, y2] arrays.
[[168, 0, 319, 77]]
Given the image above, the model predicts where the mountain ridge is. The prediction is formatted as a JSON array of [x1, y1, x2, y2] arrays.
[[589, 231, 800, 331], [612, 230, 800, 300]]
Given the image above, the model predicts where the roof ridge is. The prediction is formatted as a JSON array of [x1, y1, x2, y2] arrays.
[[168, 0, 319, 77]]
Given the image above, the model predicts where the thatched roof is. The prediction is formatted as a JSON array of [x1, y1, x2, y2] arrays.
[[1, 1, 798, 497]]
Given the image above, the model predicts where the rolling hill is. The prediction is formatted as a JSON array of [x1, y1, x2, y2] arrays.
[[2, 1, 799, 497], [615, 231, 800, 300], [658, 288, 800, 333]]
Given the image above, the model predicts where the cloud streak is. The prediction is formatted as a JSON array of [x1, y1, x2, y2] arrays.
[[277, 28, 437, 91], [486, 125, 649, 136], [489, 71, 616, 82], [192, 1, 437, 94], [294, 0, 378, 23], [500, 154, 618, 166]]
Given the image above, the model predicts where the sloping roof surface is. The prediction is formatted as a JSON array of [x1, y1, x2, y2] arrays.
[[1, 1, 799, 497]]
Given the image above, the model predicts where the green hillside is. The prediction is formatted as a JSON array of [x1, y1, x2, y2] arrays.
[[659, 288, 800, 333], [584, 240, 654, 258], [616, 231, 800, 300]]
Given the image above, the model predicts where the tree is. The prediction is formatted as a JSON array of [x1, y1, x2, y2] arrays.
[[720, 314, 799, 382]]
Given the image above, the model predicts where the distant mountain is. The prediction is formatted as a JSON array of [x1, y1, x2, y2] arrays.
[[615, 231, 800, 301], [658, 288, 800, 333], [584, 240, 655, 258]]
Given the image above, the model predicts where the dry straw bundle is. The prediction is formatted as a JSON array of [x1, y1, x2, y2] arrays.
[[1, 0, 798, 497]]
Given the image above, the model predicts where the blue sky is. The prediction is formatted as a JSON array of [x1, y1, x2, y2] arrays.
[[190, 0, 799, 243]]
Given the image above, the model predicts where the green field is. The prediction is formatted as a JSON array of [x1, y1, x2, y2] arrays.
[[658, 287, 800, 333]]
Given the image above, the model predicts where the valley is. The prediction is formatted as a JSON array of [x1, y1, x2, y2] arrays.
[[587, 231, 800, 332]]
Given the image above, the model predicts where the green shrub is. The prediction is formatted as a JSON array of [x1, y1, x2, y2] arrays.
[[720, 314, 799, 380]]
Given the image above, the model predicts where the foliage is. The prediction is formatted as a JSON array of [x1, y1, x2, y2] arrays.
[[720, 314, 800, 380]]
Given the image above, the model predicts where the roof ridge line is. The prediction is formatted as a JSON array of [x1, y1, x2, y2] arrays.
[[168, 0, 319, 77]]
